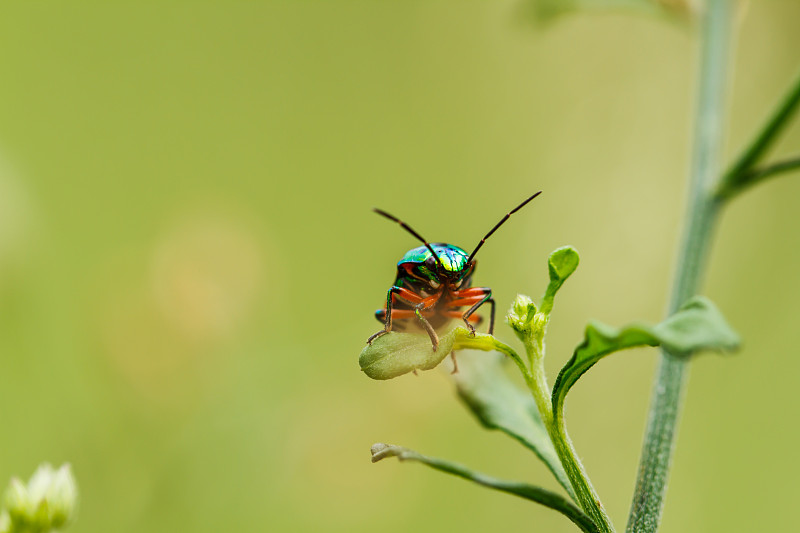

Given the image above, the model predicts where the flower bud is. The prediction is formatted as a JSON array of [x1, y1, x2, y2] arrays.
[[48, 464, 78, 528], [0, 510, 10, 533], [3, 478, 32, 523], [2, 463, 78, 531], [507, 294, 537, 333]]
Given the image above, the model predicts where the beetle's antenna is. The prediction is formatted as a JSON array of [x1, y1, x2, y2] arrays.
[[467, 191, 542, 264], [373, 208, 443, 266]]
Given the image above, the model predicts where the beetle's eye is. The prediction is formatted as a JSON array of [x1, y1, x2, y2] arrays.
[[425, 257, 437, 267], [429, 281, 441, 289]]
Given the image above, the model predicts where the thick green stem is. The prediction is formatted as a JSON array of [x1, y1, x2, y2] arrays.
[[523, 327, 553, 425], [551, 415, 614, 532], [627, 1, 731, 532], [521, 320, 615, 533]]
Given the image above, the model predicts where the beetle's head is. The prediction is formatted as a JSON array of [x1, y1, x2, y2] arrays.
[[400, 243, 474, 291]]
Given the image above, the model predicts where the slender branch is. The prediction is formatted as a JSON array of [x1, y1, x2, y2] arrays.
[[716, 68, 800, 199], [455, 334, 535, 391], [718, 155, 800, 199], [627, 1, 732, 532]]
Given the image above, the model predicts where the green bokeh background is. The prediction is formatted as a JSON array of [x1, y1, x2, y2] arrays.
[[0, 2, 798, 532]]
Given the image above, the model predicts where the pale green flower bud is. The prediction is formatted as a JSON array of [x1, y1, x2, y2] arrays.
[[2, 463, 78, 532], [531, 311, 548, 334], [3, 478, 32, 524], [507, 294, 537, 333], [48, 465, 78, 529]]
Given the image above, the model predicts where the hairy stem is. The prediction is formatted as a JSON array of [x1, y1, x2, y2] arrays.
[[627, 1, 732, 531], [550, 412, 615, 532], [521, 321, 615, 532]]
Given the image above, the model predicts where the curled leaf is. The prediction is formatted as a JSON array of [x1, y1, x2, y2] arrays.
[[552, 296, 740, 421], [359, 329, 458, 380], [541, 246, 580, 316], [370, 443, 598, 533], [359, 327, 522, 380], [653, 296, 741, 354]]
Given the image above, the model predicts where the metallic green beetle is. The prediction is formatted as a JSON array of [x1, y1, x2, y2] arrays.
[[368, 191, 542, 353]]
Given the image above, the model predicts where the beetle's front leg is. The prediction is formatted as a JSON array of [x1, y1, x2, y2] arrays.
[[461, 288, 494, 336], [367, 286, 424, 345], [413, 304, 440, 352]]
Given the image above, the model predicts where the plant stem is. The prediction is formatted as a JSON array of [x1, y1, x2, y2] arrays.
[[456, 333, 536, 392], [627, 1, 732, 531], [550, 413, 614, 532], [523, 326, 552, 425], [523, 321, 615, 532]]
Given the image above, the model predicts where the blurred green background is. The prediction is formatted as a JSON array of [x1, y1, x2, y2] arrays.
[[0, 2, 798, 532]]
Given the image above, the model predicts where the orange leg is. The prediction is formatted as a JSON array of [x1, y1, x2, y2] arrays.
[[448, 287, 495, 334], [451, 287, 489, 297], [368, 286, 442, 350]]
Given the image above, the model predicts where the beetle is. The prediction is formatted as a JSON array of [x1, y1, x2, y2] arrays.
[[367, 191, 542, 355]]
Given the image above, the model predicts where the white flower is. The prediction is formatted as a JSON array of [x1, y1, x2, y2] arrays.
[[2, 463, 78, 531]]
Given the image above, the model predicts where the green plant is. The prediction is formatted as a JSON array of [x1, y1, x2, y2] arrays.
[[359, 1, 800, 531], [0, 463, 78, 533]]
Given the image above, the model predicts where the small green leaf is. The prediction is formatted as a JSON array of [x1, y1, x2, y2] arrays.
[[359, 328, 459, 380], [653, 296, 741, 354], [370, 443, 598, 533], [548, 246, 580, 283], [360, 327, 525, 380], [453, 352, 575, 499], [552, 296, 739, 420], [541, 246, 580, 316]]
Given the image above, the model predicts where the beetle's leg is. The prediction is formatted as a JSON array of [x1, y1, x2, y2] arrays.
[[367, 287, 426, 345], [460, 288, 493, 336], [367, 288, 396, 345], [409, 293, 442, 351], [486, 297, 496, 334], [377, 309, 417, 320], [413, 305, 439, 351]]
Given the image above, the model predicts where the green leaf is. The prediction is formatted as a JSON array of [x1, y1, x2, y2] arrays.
[[541, 246, 580, 316], [359, 328, 458, 380], [370, 443, 599, 533], [653, 296, 741, 354], [552, 296, 739, 420], [360, 327, 528, 381], [452, 352, 576, 500]]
